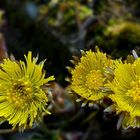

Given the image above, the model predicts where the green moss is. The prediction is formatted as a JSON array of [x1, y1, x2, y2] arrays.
[[95, 21, 140, 58]]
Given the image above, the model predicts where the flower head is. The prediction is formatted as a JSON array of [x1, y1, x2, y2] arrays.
[[109, 58, 140, 128], [71, 50, 113, 105], [0, 52, 54, 130]]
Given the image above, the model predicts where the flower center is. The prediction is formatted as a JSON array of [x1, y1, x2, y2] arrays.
[[85, 70, 104, 90], [6, 78, 33, 107], [126, 80, 140, 102]]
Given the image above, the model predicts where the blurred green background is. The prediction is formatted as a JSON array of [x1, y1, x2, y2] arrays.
[[0, 0, 140, 140]]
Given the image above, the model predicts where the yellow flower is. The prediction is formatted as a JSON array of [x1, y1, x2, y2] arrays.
[[0, 52, 54, 130], [71, 50, 113, 105], [109, 58, 140, 128]]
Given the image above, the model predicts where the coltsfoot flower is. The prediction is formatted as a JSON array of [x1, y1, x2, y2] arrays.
[[70, 50, 113, 106], [108, 59, 140, 129], [0, 52, 54, 130]]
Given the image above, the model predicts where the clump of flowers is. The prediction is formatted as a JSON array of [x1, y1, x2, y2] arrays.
[[68, 48, 140, 130], [0, 52, 54, 130], [69, 49, 114, 107]]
